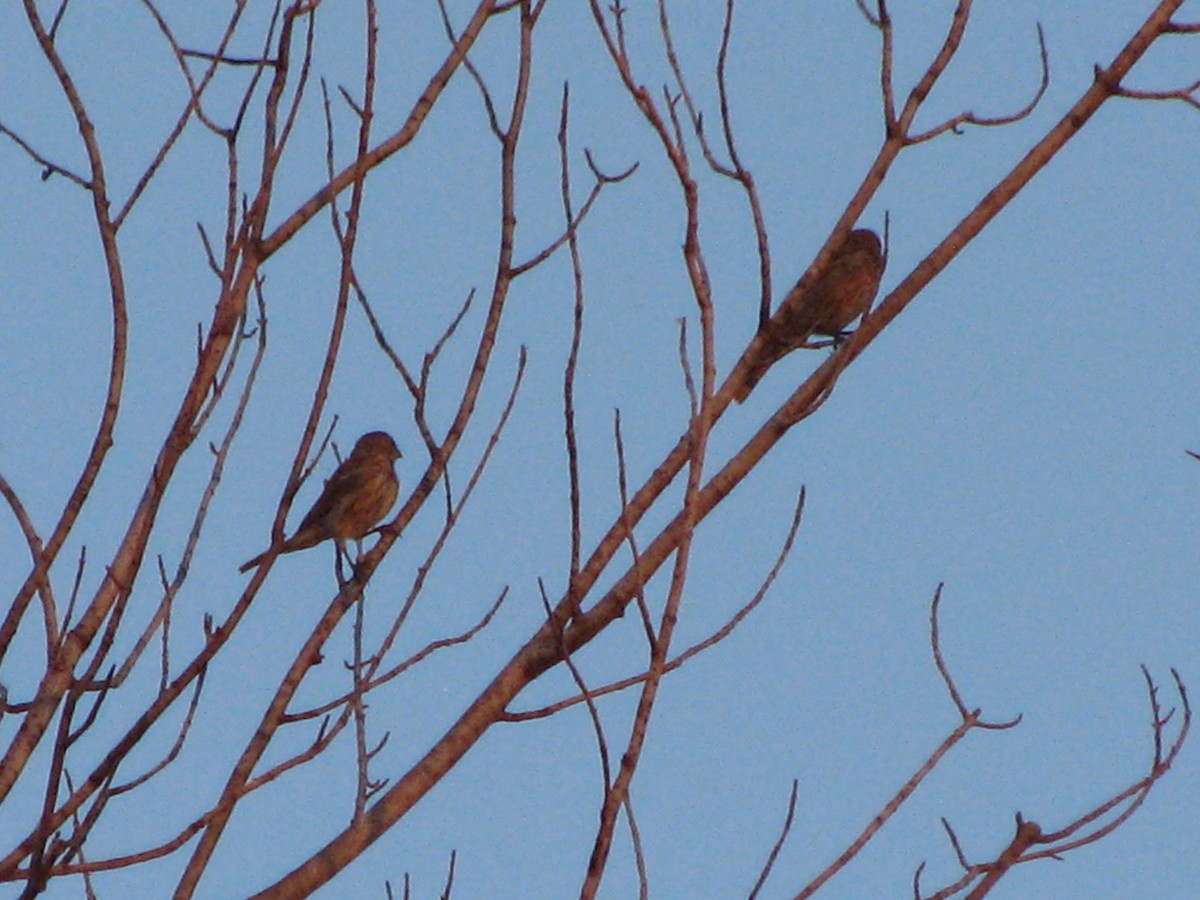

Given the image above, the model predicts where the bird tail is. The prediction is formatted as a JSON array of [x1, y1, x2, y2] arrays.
[[733, 356, 771, 404], [239, 529, 326, 573], [732, 329, 791, 404]]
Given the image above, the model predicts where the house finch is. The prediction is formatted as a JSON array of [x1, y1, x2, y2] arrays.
[[239, 431, 402, 573], [734, 228, 884, 403]]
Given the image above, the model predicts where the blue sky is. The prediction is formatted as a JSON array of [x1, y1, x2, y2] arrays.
[[2, 2, 1198, 898]]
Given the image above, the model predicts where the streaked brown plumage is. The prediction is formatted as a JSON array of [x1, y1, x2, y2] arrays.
[[239, 431, 402, 573], [734, 229, 884, 403]]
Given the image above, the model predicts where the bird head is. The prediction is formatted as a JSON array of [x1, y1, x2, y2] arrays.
[[353, 431, 402, 462]]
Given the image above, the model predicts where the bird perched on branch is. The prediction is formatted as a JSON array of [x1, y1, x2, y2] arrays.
[[734, 228, 885, 403], [239, 431, 402, 573]]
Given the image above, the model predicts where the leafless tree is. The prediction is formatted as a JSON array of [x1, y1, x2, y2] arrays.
[[0, 1, 1194, 897]]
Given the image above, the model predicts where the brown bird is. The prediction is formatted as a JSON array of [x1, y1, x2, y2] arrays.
[[239, 431, 402, 573], [734, 228, 885, 403]]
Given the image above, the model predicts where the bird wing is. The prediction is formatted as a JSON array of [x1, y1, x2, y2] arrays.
[[288, 467, 364, 545]]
